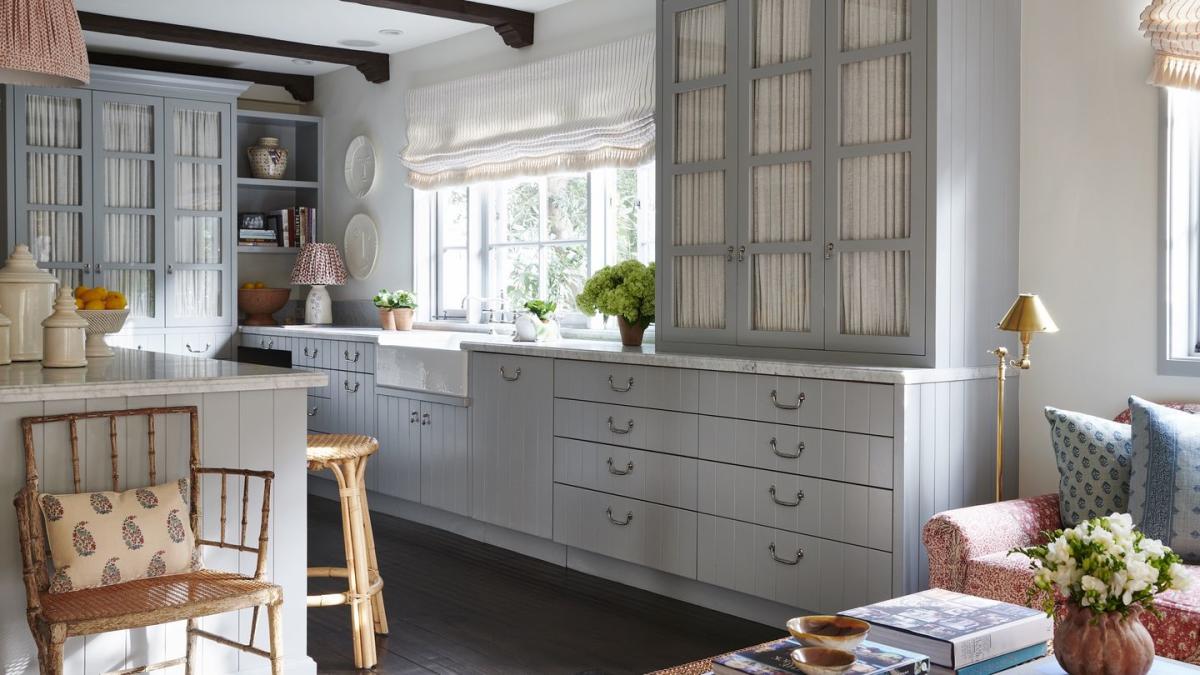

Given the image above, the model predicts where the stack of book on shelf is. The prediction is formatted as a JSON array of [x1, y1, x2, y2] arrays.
[[840, 589, 1053, 675], [711, 638, 928, 675], [238, 212, 277, 247], [238, 208, 318, 249]]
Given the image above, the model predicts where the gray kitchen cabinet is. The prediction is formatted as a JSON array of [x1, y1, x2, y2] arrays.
[[469, 352, 554, 538], [656, 0, 1021, 368], [376, 392, 422, 502], [419, 401, 471, 516]]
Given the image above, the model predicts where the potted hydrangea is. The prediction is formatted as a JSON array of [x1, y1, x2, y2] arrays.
[[372, 289, 397, 330], [390, 290, 418, 331], [1010, 513, 1191, 675], [576, 260, 655, 347]]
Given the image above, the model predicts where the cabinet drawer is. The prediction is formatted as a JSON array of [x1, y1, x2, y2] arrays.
[[553, 360, 698, 412], [553, 438, 698, 510], [306, 395, 332, 434], [698, 417, 893, 489], [331, 371, 376, 434], [110, 333, 166, 353], [553, 484, 696, 579], [697, 372, 894, 436], [553, 399, 698, 456], [291, 337, 329, 370], [244, 333, 286, 352], [697, 514, 892, 614], [334, 340, 375, 374], [167, 332, 231, 359], [697, 462, 892, 550]]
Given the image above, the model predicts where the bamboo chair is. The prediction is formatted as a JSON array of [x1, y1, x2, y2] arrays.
[[14, 406, 284, 675]]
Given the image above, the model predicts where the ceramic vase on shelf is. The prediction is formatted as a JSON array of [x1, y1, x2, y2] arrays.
[[393, 308, 414, 331], [1053, 603, 1154, 675], [0, 245, 59, 361], [617, 316, 647, 347], [247, 137, 289, 179], [42, 288, 87, 368]]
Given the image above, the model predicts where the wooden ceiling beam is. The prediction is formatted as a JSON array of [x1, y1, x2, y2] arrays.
[[339, 0, 535, 48], [77, 11, 390, 83], [87, 52, 316, 101]]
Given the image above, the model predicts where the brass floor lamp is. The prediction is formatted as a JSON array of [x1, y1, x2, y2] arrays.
[[990, 294, 1058, 502]]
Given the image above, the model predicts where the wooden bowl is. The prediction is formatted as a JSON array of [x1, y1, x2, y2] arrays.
[[787, 615, 870, 650], [237, 288, 290, 326], [790, 647, 857, 675]]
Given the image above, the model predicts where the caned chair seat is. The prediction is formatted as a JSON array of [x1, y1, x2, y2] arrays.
[[42, 570, 281, 636], [306, 433, 379, 470]]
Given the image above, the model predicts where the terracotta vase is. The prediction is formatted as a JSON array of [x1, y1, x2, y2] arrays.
[[378, 307, 396, 331], [1054, 603, 1154, 675], [393, 307, 415, 331], [616, 316, 647, 347]]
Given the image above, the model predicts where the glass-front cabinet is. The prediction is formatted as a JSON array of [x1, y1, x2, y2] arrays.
[[658, 0, 927, 358], [8, 82, 234, 331]]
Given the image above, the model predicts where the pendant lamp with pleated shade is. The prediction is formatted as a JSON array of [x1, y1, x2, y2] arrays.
[[0, 0, 90, 87]]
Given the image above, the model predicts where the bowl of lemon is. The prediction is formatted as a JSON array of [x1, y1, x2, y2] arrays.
[[73, 286, 129, 358], [237, 282, 290, 326]]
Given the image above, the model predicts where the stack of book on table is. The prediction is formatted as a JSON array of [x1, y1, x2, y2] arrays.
[[712, 638, 929, 675], [839, 589, 1053, 675]]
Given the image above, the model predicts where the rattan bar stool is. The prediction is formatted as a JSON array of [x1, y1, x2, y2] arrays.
[[306, 433, 388, 669]]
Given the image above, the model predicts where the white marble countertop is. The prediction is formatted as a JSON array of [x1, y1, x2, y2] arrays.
[[0, 348, 325, 403], [237, 324, 999, 385]]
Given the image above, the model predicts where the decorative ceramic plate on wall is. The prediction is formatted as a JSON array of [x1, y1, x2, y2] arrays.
[[344, 135, 377, 198], [344, 214, 379, 280]]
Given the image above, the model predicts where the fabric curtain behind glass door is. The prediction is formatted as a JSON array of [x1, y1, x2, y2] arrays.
[[102, 101, 156, 317], [25, 94, 83, 288], [173, 108, 223, 319]]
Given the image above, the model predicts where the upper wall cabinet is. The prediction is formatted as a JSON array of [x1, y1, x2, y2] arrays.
[[5, 68, 245, 330], [657, 0, 1019, 367]]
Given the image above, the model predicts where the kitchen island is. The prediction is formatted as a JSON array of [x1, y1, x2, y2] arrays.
[[0, 349, 324, 674]]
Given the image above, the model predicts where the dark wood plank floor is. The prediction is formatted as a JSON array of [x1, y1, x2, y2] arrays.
[[307, 495, 779, 674]]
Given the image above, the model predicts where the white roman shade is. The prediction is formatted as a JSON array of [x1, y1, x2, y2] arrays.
[[401, 33, 655, 190], [1142, 0, 1200, 90]]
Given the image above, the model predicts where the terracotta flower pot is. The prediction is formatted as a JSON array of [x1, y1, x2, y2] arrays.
[[393, 307, 415, 331], [616, 316, 647, 347], [1054, 603, 1154, 675], [378, 308, 396, 331]]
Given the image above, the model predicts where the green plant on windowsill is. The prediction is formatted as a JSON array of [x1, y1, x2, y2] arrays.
[[576, 260, 655, 347], [523, 299, 557, 322], [372, 289, 398, 309], [390, 290, 418, 310]]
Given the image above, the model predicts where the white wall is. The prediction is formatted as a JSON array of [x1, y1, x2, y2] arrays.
[[308, 0, 655, 304], [1018, 0, 1199, 496]]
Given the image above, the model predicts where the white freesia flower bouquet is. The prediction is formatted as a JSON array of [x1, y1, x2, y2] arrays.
[[1011, 513, 1191, 616]]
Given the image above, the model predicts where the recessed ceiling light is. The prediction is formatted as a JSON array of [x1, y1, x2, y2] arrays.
[[338, 39, 379, 48], [292, 58, 313, 65], [378, 29, 404, 36]]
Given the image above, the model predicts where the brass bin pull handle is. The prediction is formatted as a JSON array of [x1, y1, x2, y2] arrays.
[[769, 485, 804, 507], [607, 416, 634, 435], [608, 375, 634, 393], [769, 542, 804, 565], [499, 366, 521, 382], [770, 389, 806, 410], [606, 457, 634, 476], [770, 437, 804, 459], [605, 507, 633, 526]]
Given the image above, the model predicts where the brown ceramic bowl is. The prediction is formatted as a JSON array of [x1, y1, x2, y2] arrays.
[[237, 288, 290, 326], [790, 647, 857, 675], [787, 615, 871, 651]]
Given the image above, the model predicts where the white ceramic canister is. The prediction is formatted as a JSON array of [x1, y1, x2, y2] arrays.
[[0, 308, 13, 365], [0, 245, 59, 361], [42, 288, 87, 368]]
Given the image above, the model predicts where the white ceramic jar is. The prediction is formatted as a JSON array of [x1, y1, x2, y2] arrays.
[[42, 288, 87, 368], [0, 245, 59, 361], [0, 309, 13, 365]]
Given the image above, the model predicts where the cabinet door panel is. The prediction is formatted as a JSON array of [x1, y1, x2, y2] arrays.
[[469, 353, 553, 537], [376, 394, 420, 501], [420, 402, 470, 516]]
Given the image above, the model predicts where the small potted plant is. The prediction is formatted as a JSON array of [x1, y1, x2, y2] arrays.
[[515, 299, 559, 342], [577, 260, 655, 347], [391, 290, 418, 331], [1010, 513, 1191, 675], [373, 289, 397, 330]]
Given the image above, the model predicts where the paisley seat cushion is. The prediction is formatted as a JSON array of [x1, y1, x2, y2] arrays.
[[39, 479, 198, 593]]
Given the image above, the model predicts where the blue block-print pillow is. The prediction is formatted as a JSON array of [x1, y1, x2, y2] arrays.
[[1045, 406, 1132, 527], [1129, 396, 1200, 564]]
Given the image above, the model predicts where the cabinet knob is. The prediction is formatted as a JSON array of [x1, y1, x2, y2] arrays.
[[824, 242, 835, 260], [343, 380, 361, 393], [409, 410, 419, 424], [726, 246, 735, 262], [307, 406, 319, 417], [421, 412, 431, 426], [167, 264, 174, 275]]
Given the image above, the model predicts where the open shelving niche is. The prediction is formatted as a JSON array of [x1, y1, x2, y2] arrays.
[[234, 109, 323, 291]]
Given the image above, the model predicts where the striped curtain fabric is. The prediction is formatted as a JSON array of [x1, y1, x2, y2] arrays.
[[1143, 0, 1200, 90], [401, 33, 655, 190]]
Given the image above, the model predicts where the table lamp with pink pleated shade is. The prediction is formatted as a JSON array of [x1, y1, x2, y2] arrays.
[[0, 0, 90, 87], [290, 243, 347, 325]]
